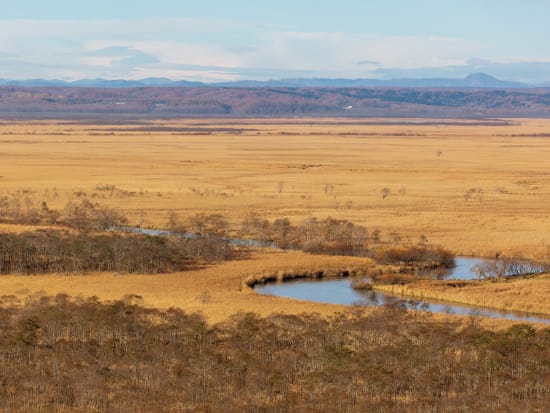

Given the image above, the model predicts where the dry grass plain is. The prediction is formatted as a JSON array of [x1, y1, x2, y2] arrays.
[[1, 117, 550, 323], [0, 249, 533, 329], [0, 250, 367, 324]]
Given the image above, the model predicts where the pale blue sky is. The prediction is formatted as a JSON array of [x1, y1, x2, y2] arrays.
[[1, 0, 550, 82]]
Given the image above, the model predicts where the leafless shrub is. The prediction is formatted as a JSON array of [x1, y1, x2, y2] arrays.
[[196, 290, 212, 304], [277, 181, 285, 194], [188, 213, 229, 237], [166, 211, 186, 234], [373, 245, 455, 268], [471, 257, 543, 280], [464, 187, 484, 202], [238, 214, 453, 267], [95, 184, 116, 191], [62, 199, 128, 232], [0, 195, 59, 225], [323, 184, 334, 195]]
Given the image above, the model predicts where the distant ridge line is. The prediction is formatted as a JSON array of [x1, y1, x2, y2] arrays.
[[0, 73, 537, 89]]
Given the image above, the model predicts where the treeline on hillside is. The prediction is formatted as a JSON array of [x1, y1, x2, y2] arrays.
[[1, 86, 550, 117], [0, 230, 232, 274], [0, 296, 548, 412]]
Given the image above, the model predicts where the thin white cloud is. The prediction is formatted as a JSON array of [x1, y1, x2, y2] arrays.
[[85, 40, 244, 69], [246, 32, 483, 74], [0, 18, 547, 82]]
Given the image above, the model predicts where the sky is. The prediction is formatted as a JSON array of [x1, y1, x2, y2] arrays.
[[1, 0, 550, 83]]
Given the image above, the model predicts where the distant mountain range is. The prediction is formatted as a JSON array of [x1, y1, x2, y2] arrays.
[[0, 77, 205, 88], [0, 73, 536, 89]]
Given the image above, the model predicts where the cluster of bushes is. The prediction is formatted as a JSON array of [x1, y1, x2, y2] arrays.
[[372, 244, 455, 268], [0, 230, 233, 274], [238, 214, 455, 268], [0, 297, 548, 412], [2, 195, 456, 270], [471, 257, 546, 280], [239, 215, 367, 254], [175, 212, 229, 237], [0, 196, 127, 231], [62, 199, 128, 232], [0, 195, 59, 224]]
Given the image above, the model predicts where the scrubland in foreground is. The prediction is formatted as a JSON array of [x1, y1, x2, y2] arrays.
[[0, 296, 548, 413]]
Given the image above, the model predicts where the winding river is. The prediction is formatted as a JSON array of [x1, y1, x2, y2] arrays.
[[255, 257, 550, 324], [118, 228, 548, 323]]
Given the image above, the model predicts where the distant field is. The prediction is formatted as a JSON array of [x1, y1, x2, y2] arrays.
[[1, 117, 550, 259], [1, 117, 550, 324]]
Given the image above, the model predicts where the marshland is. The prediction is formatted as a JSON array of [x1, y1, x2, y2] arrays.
[[1, 117, 550, 411]]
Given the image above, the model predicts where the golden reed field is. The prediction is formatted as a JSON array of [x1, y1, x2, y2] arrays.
[[1, 117, 549, 324]]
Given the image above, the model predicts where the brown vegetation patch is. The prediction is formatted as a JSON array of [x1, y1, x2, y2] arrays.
[[0, 296, 548, 412]]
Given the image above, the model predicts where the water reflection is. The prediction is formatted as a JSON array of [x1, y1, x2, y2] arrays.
[[255, 278, 550, 324], [431, 256, 543, 280]]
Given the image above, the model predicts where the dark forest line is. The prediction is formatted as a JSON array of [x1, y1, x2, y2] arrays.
[[0, 230, 233, 274], [1, 86, 550, 118]]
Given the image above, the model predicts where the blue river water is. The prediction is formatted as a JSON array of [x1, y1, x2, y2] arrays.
[[255, 257, 550, 324], [115, 228, 548, 324]]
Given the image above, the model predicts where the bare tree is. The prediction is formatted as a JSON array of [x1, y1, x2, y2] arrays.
[[277, 181, 285, 195], [464, 187, 484, 203], [166, 212, 186, 234]]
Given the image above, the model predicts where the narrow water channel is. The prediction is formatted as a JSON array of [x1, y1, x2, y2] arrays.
[[255, 257, 550, 324], [117, 228, 548, 324]]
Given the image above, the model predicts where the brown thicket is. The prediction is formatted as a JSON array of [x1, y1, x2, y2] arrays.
[[372, 245, 455, 268], [62, 199, 128, 232], [0, 196, 127, 231], [240, 215, 455, 268], [0, 297, 548, 412], [0, 230, 233, 274], [0, 194, 60, 225]]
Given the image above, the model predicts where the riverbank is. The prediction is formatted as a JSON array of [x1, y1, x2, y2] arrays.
[[373, 274, 550, 316], [0, 250, 367, 323], [0, 249, 546, 329]]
